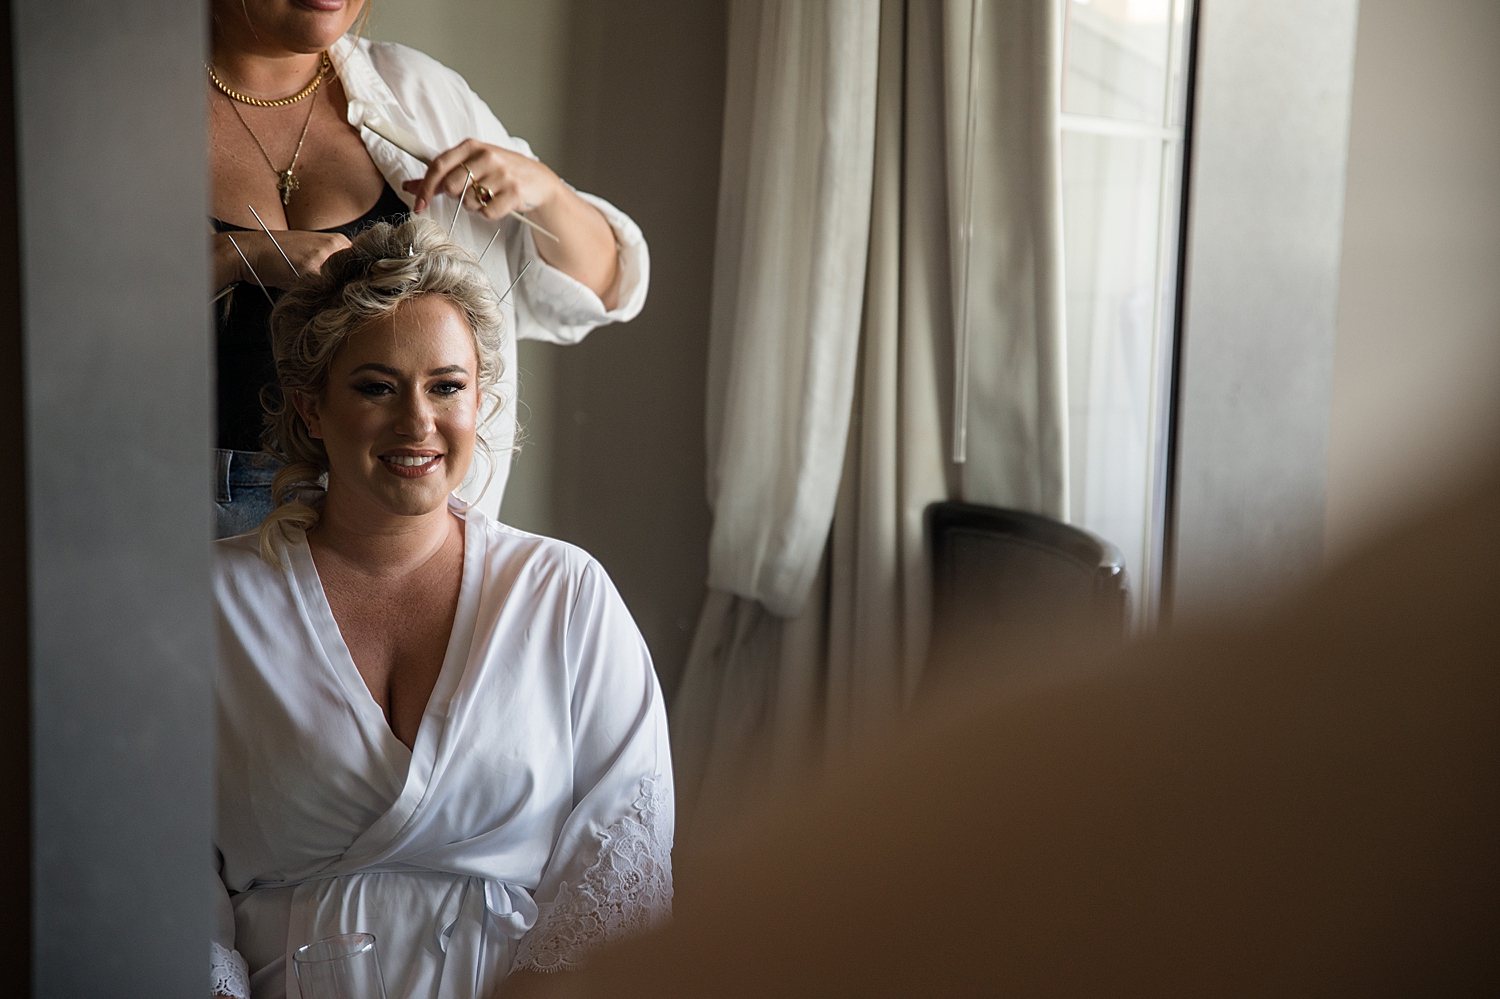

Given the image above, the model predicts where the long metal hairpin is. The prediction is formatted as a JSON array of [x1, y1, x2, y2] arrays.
[[247, 204, 299, 279], [450, 169, 473, 237], [476, 225, 503, 264], [224, 232, 274, 305], [499, 259, 531, 303]]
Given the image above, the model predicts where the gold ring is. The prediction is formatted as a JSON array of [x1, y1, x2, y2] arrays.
[[474, 184, 493, 206]]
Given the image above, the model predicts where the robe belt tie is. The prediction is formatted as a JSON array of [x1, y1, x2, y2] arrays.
[[484, 879, 540, 938], [434, 878, 539, 954]]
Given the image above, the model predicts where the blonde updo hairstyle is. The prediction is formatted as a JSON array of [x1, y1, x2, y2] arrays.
[[257, 216, 505, 562]]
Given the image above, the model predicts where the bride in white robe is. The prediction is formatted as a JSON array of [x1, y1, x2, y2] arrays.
[[211, 217, 671, 999]]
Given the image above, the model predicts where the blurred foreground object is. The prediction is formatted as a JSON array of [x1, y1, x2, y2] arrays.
[[547, 465, 1500, 997]]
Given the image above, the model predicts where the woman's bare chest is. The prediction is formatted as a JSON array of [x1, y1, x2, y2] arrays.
[[321, 564, 462, 748]]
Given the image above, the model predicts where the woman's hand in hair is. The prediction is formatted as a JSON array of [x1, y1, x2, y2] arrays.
[[403, 139, 621, 307], [213, 229, 352, 292], [402, 138, 563, 221]]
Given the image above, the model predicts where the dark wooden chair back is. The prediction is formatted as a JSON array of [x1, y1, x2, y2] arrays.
[[926, 502, 1129, 686]]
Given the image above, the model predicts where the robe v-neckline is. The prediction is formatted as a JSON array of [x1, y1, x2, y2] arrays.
[[283, 504, 486, 838]]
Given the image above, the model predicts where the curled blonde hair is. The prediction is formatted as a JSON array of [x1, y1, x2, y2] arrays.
[[257, 216, 506, 562]]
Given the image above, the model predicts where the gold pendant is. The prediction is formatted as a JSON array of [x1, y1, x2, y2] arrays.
[[277, 169, 299, 205]]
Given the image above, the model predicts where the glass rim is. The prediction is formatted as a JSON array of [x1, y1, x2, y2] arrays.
[[293, 932, 377, 965]]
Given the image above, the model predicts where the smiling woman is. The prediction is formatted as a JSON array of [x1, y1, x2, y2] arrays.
[[211, 218, 672, 999], [257, 216, 504, 557]]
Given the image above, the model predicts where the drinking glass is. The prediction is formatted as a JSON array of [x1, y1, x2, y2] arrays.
[[293, 932, 388, 999]]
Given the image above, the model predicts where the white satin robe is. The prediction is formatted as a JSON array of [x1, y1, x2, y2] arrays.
[[212, 503, 673, 998]]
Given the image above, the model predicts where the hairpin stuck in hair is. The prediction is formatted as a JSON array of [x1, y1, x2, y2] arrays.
[[476, 226, 502, 265], [451, 169, 473, 237], [224, 232, 275, 305], [247, 204, 299, 279], [499, 259, 531, 304]]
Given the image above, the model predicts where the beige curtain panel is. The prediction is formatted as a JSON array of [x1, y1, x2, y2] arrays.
[[674, 0, 1068, 840], [703, 0, 884, 618]]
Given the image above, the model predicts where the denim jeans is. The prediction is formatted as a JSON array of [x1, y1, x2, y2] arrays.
[[215, 449, 280, 540]]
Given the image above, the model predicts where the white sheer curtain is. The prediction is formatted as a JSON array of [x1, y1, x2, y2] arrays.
[[672, 0, 1067, 840]]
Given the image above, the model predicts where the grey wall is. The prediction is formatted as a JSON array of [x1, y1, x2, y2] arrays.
[[1169, 0, 1360, 621], [547, 0, 723, 697], [370, 0, 725, 697], [13, 1, 214, 994], [1324, 0, 1500, 557], [367, 0, 573, 166]]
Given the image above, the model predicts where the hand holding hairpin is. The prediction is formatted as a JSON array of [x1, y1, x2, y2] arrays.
[[220, 205, 350, 287], [396, 137, 562, 244], [347, 109, 619, 306]]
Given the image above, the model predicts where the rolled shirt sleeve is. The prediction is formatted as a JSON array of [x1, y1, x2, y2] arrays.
[[512, 188, 650, 344], [459, 77, 650, 345]]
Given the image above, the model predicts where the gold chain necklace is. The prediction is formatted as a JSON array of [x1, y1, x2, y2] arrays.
[[207, 52, 330, 108], [226, 84, 320, 205]]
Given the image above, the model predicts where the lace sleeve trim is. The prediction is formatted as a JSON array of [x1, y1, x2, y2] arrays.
[[211, 941, 251, 999], [512, 775, 674, 973]]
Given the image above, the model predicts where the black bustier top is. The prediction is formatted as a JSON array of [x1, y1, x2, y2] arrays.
[[212, 182, 409, 452]]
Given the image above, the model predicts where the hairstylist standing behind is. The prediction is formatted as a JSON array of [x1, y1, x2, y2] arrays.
[[210, 0, 647, 538]]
